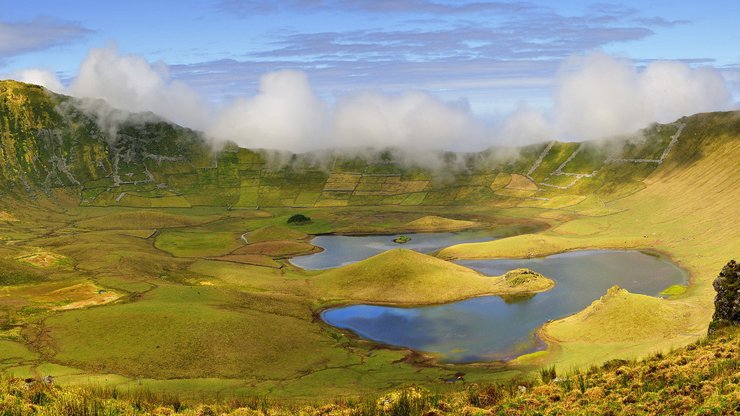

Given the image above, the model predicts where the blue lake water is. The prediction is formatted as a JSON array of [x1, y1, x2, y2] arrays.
[[290, 230, 498, 270], [312, 245, 687, 362]]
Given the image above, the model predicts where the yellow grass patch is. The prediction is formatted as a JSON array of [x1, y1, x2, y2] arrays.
[[506, 174, 538, 190], [0, 211, 18, 221], [323, 173, 361, 191], [315, 198, 349, 207], [517, 196, 585, 209], [15, 249, 68, 268], [404, 215, 478, 231], [551, 219, 610, 236], [37, 283, 121, 310], [541, 195, 587, 209], [77, 211, 212, 230], [495, 188, 538, 198], [490, 172, 511, 190], [568, 194, 622, 216], [438, 233, 648, 260], [541, 286, 698, 368], [545, 286, 691, 344], [354, 176, 429, 196]]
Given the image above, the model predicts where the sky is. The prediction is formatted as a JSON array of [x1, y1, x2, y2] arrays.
[[1, 0, 739, 151]]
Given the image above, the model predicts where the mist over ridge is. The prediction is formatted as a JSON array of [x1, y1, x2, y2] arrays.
[[9, 45, 733, 154]]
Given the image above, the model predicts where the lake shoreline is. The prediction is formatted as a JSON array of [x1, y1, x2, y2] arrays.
[[310, 244, 688, 367]]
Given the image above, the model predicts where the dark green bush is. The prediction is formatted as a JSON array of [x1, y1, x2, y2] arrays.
[[287, 214, 311, 225]]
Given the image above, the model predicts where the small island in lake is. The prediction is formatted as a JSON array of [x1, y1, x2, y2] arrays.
[[393, 235, 411, 244]]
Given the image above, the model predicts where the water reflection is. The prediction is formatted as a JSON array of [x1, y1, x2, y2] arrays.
[[322, 250, 688, 362], [290, 230, 498, 270]]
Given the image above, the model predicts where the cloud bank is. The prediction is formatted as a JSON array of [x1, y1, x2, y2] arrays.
[[11, 46, 734, 152], [553, 53, 730, 140], [12, 68, 65, 93], [70, 46, 211, 131]]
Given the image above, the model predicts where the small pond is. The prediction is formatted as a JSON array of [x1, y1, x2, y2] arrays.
[[320, 249, 688, 363], [290, 230, 498, 270]]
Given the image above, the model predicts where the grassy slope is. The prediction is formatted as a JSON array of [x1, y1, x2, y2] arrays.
[[540, 286, 696, 369], [404, 215, 478, 231], [440, 111, 740, 368], [313, 249, 554, 305], [2, 327, 737, 415], [246, 225, 308, 243], [42, 284, 354, 380]]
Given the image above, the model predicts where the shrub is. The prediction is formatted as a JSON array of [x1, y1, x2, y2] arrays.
[[540, 366, 557, 383], [286, 214, 311, 225]]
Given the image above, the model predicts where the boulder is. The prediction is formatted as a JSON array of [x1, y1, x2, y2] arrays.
[[709, 259, 740, 334]]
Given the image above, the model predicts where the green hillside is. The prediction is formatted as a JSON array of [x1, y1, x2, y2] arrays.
[[0, 80, 738, 408], [0, 80, 713, 210]]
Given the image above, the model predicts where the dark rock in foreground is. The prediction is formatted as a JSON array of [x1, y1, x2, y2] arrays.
[[709, 259, 740, 334]]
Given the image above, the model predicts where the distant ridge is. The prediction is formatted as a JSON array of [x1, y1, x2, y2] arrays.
[[1, 79, 738, 210]]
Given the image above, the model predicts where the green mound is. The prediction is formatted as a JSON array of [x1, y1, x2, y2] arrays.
[[41, 285, 351, 380], [393, 235, 411, 244], [544, 285, 691, 344], [503, 268, 549, 287], [315, 249, 554, 304]]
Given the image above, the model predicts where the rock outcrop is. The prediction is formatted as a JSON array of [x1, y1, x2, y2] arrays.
[[709, 259, 740, 334]]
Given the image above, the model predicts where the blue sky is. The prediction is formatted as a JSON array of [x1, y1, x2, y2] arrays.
[[2, 0, 738, 113]]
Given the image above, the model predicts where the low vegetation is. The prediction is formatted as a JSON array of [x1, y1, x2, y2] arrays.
[[392, 235, 411, 244], [2, 326, 736, 415], [287, 214, 312, 225]]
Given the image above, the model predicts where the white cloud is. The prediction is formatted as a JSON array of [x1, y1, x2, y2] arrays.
[[11, 68, 65, 93], [553, 52, 731, 140], [70, 45, 210, 130], [331, 91, 485, 151], [209, 70, 328, 152], [210, 73, 484, 152], [494, 103, 550, 145], [7, 48, 734, 153]]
